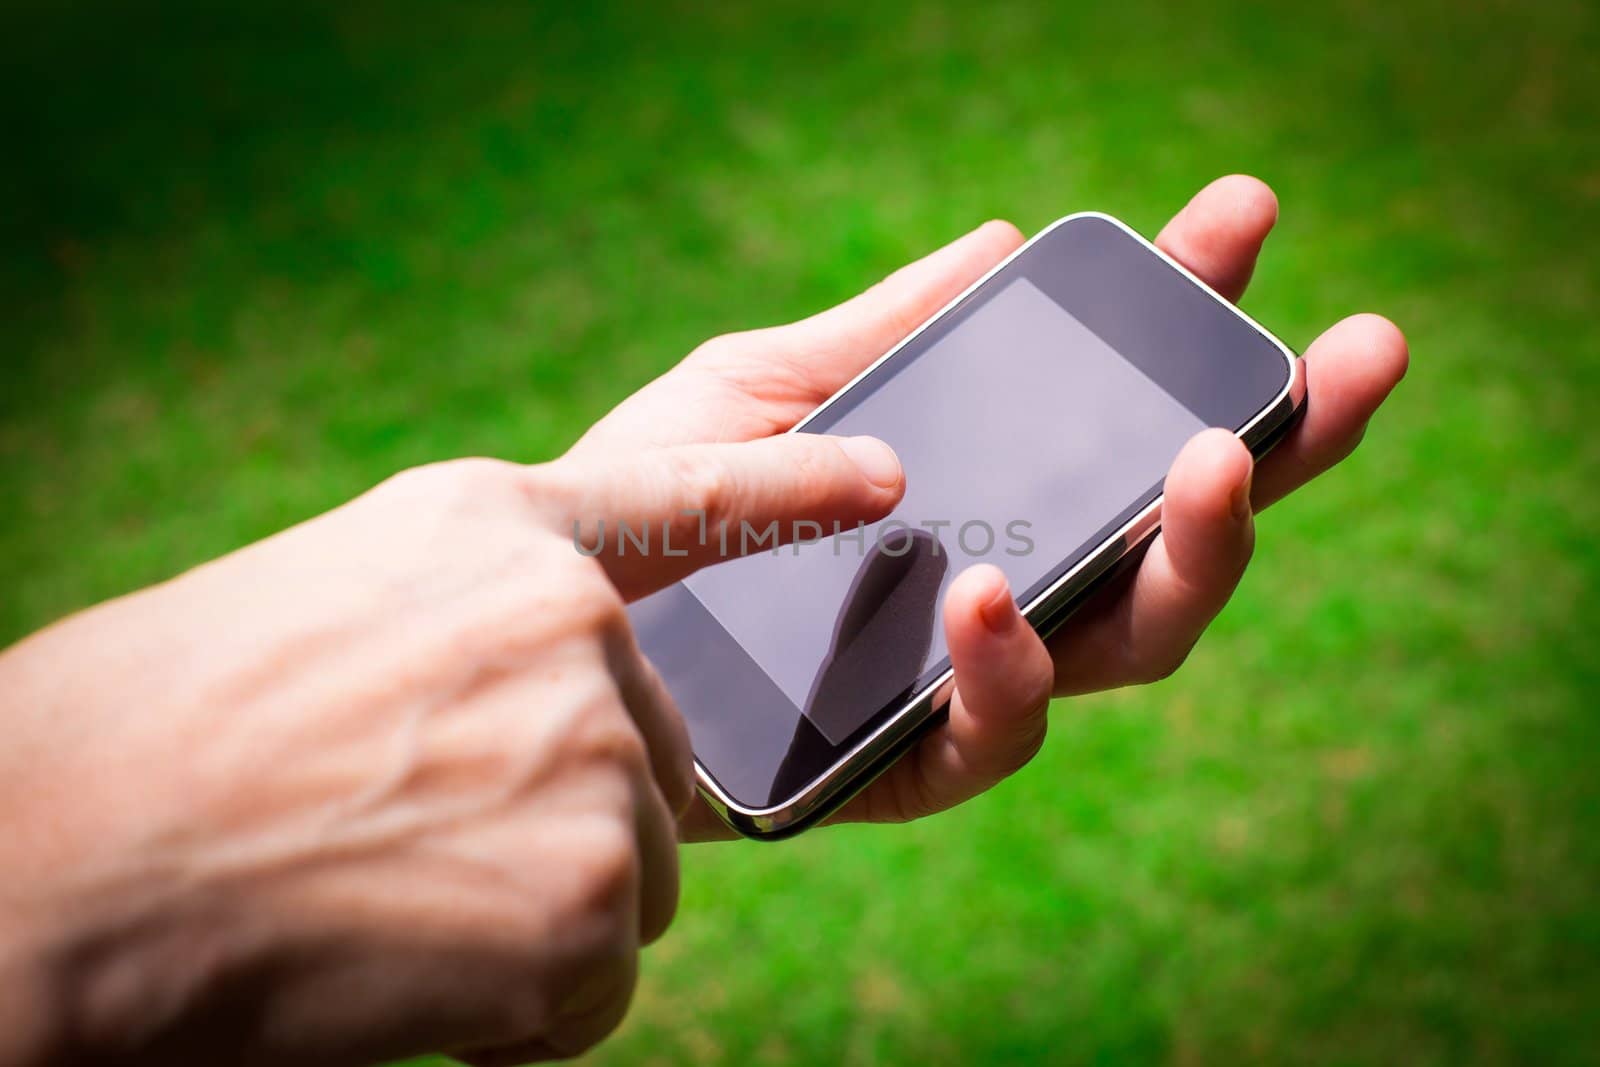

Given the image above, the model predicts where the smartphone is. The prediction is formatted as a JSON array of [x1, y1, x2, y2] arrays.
[[630, 212, 1305, 839]]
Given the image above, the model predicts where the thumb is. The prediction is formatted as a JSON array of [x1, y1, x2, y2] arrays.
[[540, 434, 905, 599]]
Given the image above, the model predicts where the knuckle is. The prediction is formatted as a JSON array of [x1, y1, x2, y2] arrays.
[[899, 758, 948, 824], [790, 442, 833, 498], [689, 331, 735, 361], [443, 456, 523, 484], [370, 461, 452, 502], [1018, 718, 1049, 768], [639, 872, 681, 947], [1237, 524, 1258, 570], [378, 457, 525, 511], [882, 296, 928, 344], [574, 570, 630, 636], [1023, 655, 1057, 710], [547, 948, 638, 1057], [574, 818, 641, 919], [1141, 647, 1190, 684], [1324, 422, 1370, 470], [686, 330, 756, 371], [575, 710, 651, 777], [471, 552, 622, 665], [520, 458, 584, 512], [544, 553, 627, 637], [435, 457, 524, 494], [483, 818, 640, 1050], [639, 913, 675, 952], [631, 660, 696, 817], [662, 740, 698, 817], [995, 716, 1049, 780], [661, 449, 733, 521]]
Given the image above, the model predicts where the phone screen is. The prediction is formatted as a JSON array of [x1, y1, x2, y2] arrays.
[[630, 215, 1293, 814], [684, 277, 1203, 744]]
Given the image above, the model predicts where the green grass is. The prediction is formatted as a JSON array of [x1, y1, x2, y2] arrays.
[[3, 1, 1598, 1063]]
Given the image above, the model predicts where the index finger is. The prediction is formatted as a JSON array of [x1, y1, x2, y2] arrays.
[[535, 434, 906, 600]]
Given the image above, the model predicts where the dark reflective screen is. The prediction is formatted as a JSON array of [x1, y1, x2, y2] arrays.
[[683, 277, 1203, 747], [630, 217, 1291, 812]]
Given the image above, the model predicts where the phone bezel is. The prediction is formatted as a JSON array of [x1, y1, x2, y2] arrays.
[[692, 211, 1304, 837]]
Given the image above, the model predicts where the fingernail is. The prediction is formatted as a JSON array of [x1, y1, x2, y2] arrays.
[[976, 570, 1017, 635], [838, 435, 902, 489], [1231, 467, 1254, 522]]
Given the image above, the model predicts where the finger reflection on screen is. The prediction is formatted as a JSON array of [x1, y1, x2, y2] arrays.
[[771, 528, 948, 799]]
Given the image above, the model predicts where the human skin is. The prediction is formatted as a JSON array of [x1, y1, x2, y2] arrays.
[[0, 175, 1407, 1065], [0, 436, 905, 1066], [573, 175, 1409, 838]]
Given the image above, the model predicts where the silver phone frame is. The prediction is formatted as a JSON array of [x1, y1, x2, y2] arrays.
[[695, 211, 1305, 838]]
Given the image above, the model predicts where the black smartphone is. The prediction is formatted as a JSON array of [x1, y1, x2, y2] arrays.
[[630, 213, 1305, 838]]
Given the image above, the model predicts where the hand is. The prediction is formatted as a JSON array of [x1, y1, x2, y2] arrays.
[[0, 437, 902, 1065], [573, 175, 1410, 837]]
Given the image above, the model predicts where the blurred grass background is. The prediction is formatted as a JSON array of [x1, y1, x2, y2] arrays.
[[3, 0, 1598, 1063]]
